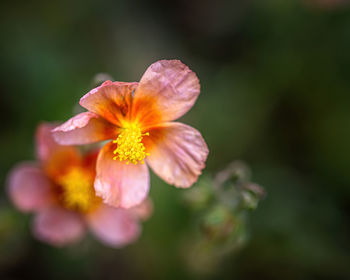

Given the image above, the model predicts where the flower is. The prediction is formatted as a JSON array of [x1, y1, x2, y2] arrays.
[[52, 60, 209, 208], [7, 123, 152, 247]]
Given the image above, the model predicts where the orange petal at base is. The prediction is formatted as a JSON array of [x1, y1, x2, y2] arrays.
[[79, 81, 138, 126]]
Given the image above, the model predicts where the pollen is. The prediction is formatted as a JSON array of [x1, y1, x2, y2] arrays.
[[58, 167, 100, 213], [113, 125, 149, 165]]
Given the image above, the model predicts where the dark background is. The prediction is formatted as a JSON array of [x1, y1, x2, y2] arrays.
[[1, 0, 350, 279]]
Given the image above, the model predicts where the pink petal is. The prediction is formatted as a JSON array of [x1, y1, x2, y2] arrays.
[[36, 123, 60, 163], [79, 81, 138, 126], [52, 112, 116, 145], [87, 204, 141, 248], [33, 207, 85, 247], [134, 60, 200, 123], [7, 162, 53, 212], [94, 142, 150, 209], [129, 198, 153, 221], [145, 122, 209, 188], [36, 123, 81, 176]]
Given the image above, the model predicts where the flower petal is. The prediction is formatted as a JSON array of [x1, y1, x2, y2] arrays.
[[95, 142, 150, 209], [87, 204, 140, 248], [33, 207, 85, 247], [7, 162, 53, 212], [36, 123, 61, 162], [144, 122, 209, 188], [129, 198, 153, 221], [134, 60, 200, 124], [36, 122, 81, 178], [79, 81, 138, 126], [52, 112, 116, 145]]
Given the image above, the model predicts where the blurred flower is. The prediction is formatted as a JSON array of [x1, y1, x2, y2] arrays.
[[6, 123, 152, 248], [52, 60, 209, 209], [183, 161, 264, 275]]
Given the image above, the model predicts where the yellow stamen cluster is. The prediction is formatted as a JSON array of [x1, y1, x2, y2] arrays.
[[113, 125, 149, 165], [58, 168, 99, 213]]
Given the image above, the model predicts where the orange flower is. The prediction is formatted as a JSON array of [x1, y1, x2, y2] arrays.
[[7, 124, 152, 247], [53, 60, 209, 208]]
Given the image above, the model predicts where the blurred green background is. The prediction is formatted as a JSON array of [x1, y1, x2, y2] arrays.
[[1, 0, 350, 279]]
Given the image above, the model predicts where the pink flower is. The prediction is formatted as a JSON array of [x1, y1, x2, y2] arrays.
[[52, 60, 209, 209], [7, 123, 152, 247]]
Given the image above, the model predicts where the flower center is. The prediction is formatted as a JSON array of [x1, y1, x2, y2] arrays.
[[58, 167, 100, 213], [113, 125, 149, 165]]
